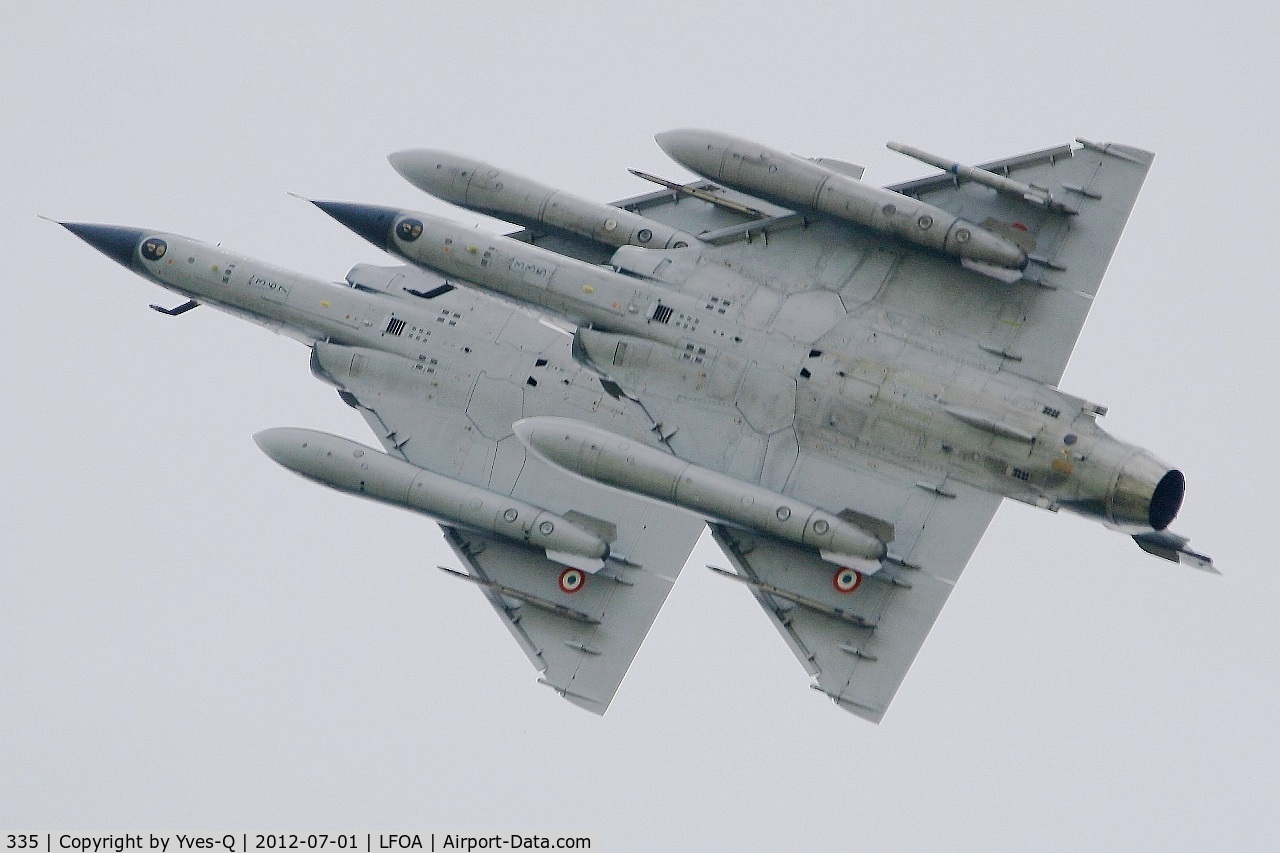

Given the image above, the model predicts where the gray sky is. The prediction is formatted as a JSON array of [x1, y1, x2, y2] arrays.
[[4, 2, 1275, 848]]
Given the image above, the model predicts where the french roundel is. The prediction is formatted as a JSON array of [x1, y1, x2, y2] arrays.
[[558, 567, 585, 594], [833, 567, 863, 594]]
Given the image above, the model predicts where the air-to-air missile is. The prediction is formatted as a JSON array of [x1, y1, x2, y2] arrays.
[[886, 141, 1078, 215], [255, 428, 610, 571], [387, 149, 698, 250], [654, 128, 1029, 277], [513, 417, 888, 569]]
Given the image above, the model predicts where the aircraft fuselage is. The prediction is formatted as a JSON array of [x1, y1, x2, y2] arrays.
[[112, 225, 1180, 538]]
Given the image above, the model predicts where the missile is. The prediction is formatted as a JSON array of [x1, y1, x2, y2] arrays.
[[254, 428, 610, 571], [513, 417, 887, 569], [886, 141, 1078, 215], [654, 128, 1028, 275], [387, 149, 699, 250], [627, 168, 770, 219], [309, 200, 726, 348]]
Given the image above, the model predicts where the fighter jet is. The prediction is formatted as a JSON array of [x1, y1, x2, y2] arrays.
[[61, 130, 1214, 722]]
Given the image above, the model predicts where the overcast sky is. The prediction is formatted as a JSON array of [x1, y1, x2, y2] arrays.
[[4, 2, 1277, 849]]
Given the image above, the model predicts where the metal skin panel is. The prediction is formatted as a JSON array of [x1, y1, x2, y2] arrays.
[[64, 133, 1212, 724], [736, 363, 797, 435], [769, 289, 847, 342], [468, 373, 525, 441]]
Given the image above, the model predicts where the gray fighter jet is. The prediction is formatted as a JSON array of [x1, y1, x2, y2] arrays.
[[61, 130, 1213, 722]]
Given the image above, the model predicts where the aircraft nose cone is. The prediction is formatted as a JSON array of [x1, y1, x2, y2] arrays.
[[387, 149, 438, 184], [252, 427, 299, 467], [309, 200, 401, 251], [655, 129, 725, 177], [655, 128, 718, 151], [59, 222, 148, 268], [253, 427, 327, 478], [653, 129, 692, 160], [513, 417, 587, 474], [388, 149, 477, 201]]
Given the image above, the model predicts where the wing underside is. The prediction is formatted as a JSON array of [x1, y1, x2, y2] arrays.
[[709, 453, 1001, 722], [557, 141, 1150, 719], [599, 140, 1154, 386], [879, 141, 1155, 384], [441, 514, 698, 714], [309, 139, 1150, 720], [310, 278, 705, 714]]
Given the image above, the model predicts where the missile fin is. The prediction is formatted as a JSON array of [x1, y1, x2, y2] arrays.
[[837, 509, 895, 544], [562, 510, 618, 544], [961, 259, 1025, 283]]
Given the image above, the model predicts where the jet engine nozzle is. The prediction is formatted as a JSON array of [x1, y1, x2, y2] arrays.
[[1108, 452, 1184, 531]]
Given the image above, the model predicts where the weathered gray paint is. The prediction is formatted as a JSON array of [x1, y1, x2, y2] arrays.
[[62, 130, 1213, 722]]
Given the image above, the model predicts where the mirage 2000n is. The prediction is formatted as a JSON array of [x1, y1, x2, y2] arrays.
[[61, 128, 1213, 722]]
